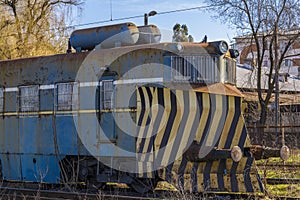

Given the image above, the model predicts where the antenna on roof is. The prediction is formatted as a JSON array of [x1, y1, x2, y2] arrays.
[[201, 35, 207, 43], [227, 33, 234, 44], [110, 0, 113, 21]]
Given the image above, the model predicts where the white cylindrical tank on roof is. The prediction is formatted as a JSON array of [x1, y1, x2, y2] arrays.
[[136, 25, 161, 44], [70, 22, 140, 52]]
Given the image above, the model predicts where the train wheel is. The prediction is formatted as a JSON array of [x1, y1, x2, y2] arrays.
[[129, 178, 158, 193]]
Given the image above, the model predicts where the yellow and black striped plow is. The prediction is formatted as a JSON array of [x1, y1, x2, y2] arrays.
[[136, 86, 264, 193]]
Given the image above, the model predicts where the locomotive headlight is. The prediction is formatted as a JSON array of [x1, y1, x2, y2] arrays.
[[176, 43, 184, 52], [229, 49, 240, 58], [231, 146, 243, 162], [169, 43, 184, 53], [210, 41, 229, 55], [175, 43, 183, 52], [280, 145, 290, 161], [219, 41, 229, 54]]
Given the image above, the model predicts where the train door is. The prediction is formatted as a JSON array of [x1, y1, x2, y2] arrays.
[[0, 81, 21, 181], [99, 77, 116, 145]]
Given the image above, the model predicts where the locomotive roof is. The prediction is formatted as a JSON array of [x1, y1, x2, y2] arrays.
[[0, 51, 89, 64], [0, 41, 229, 64]]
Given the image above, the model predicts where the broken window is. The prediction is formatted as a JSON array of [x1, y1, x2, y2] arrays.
[[19, 85, 39, 112], [56, 82, 78, 111], [101, 80, 114, 110]]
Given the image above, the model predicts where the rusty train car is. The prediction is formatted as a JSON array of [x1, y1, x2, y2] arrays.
[[0, 22, 289, 194]]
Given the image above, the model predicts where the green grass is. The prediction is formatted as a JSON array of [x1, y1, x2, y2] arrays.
[[267, 184, 300, 197], [256, 150, 300, 197], [256, 149, 300, 164]]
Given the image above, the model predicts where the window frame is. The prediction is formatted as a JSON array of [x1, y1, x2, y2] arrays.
[[224, 57, 236, 85], [170, 55, 220, 84], [101, 79, 114, 110], [55, 82, 79, 112], [18, 85, 39, 114], [0, 87, 4, 113]]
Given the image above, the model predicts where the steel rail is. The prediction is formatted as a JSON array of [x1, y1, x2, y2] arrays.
[[266, 178, 300, 185], [0, 186, 159, 200], [257, 163, 300, 168]]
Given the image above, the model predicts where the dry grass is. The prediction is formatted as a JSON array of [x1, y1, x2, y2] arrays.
[[155, 181, 177, 191]]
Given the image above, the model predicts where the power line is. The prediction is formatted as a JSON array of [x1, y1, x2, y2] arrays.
[[65, 14, 144, 29], [0, 5, 211, 38], [157, 5, 212, 16], [65, 5, 212, 30]]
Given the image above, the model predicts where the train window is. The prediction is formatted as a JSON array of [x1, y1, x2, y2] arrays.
[[0, 88, 3, 113], [56, 82, 78, 111], [19, 85, 39, 112], [102, 80, 114, 110], [171, 56, 192, 81], [170, 55, 219, 84], [224, 58, 236, 84]]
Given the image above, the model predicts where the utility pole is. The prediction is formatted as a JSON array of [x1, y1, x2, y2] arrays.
[[274, 23, 280, 134]]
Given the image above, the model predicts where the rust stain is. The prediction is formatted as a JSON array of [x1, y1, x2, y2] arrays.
[[194, 83, 244, 97]]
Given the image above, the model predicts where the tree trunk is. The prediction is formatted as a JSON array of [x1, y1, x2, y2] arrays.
[[256, 104, 268, 145]]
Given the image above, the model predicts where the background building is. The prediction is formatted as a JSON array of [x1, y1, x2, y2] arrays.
[[233, 33, 300, 148], [234, 31, 300, 78]]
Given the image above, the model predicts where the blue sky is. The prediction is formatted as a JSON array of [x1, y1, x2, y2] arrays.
[[72, 0, 237, 43]]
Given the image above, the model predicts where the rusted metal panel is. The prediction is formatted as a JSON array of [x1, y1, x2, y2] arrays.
[[4, 92, 17, 112], [5, 117, 20, 154], [0, 154, 22, 180], [20, 155, 61, 183], [0, 118, 4, 152], [55, 116, 79, 155], [40, 89, 54, 111], [0, 116, 22, 180], [0, 52, 88, 87], [19, 117, 55, 155], [114, 112, 136, 154], [194, 83, 244, 97], [136, 25, 161, 44]]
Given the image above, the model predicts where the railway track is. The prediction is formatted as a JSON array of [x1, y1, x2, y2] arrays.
[[0, 187, 265, 200], [257, 163, 300, 184], [0, 186, 161, 200], [0, 181, 298, 200], [257, 163, 300, 168], [0, 184, 266, 200], [257, 163, 300, 183], [266, 178, 300, 185], [1, 186, 299, 200]]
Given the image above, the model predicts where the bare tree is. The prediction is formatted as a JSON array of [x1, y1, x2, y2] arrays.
[[206, 0, 300, 126], [0, 0, 84, 60]]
